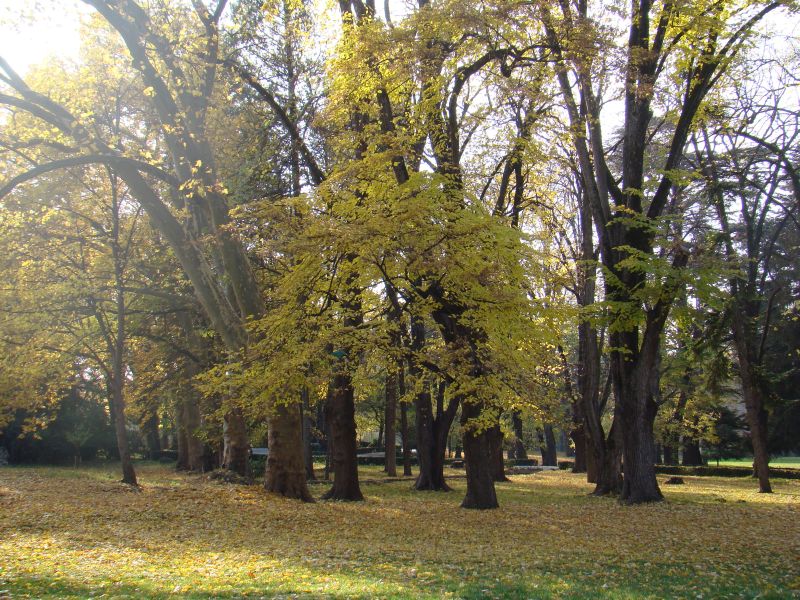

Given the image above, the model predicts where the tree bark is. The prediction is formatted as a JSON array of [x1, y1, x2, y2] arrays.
[[570, 425, 587, 473], [142, 407, 161, 461], [663, 445, 677, 465], [176, 399, 189, 471], [592, 412, 623, 496], [538, 426, 558, 467], [413, 382, 454, 491], [731, 313, 772, 493], [618, 365, 663, 503], [301, 390, 316, 480], [511, 411, 527, 460], [265, 402, 313, 501], [384, 369, 398, 477], [488, 424, 508, 481], [682, 438, 702, 466], [109, 378, 137, 486], [321, 372, 364, 501], [222, 408, 250, 476], [460, 400, 498, 509]]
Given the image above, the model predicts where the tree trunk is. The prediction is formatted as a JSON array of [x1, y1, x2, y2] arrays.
[[322, 372, 363, 501], [663, 445, 677, 465], [401, 401, 412, 476], [142, 408, 161, 461], [398, 365, 412, 476], [301, 390, 316, 481], [682, 438, 702, 466], [571, 424, 587, 473], [488, 424, 508, 481], [511, 411, 527, 460], [413, 385, 451, 491], [265, 403, 313, 501], [460, 400, 498, 509], [222, 408, 250, 476], [731, 315, 772, 492], [384, 370, 398, 477], [176, 399, 189, 471], [592, 414, 623, 496], [109, 378, 137, 486], [184, 391, 205, 471], [538, 425, 557, 467], [618, 369, 663, 503], [586, 437, 598, 483]]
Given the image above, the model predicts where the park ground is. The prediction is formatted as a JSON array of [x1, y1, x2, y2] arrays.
[[0, 464, 799, 599]]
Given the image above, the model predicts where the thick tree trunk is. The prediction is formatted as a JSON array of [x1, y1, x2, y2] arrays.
[[538, 425, 558, 467], [384, 370, 398, 477], [301, 391, 316, 481], [619, 371, 663, 503], [663, 445, 677, 465], [322, 373, 363, 501], [511, 411, 527, 460], [460, 401, 498, 509], [488, 424, 508, 482], [571, 425, 587, 473], [592, 413, 623, 496], [265, 403, 313, 501], [732, 317, 772, 492], [586, 438, 598, 483], [398, 366, 413, 477], [401, 401, 412, 476], [142, 408, 161, 461], [184, 392, 205, 471], [176, 399, 189, 471], [413, 385, 451, 491], [222, 408, 250, 476], [682, 438, 702, 466]]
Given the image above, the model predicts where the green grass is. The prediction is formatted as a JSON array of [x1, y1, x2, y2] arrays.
[[713, 456, 800, 468], [1, 462, 799, 598]]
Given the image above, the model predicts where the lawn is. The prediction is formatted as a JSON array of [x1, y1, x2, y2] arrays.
[[1, 463, 798, 599], [714, 457, 800, 469]]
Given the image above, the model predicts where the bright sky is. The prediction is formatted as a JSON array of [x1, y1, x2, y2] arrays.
[[0, 1, 86, 76]]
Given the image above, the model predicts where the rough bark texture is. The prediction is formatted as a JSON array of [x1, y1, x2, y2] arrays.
[[110, 379, 137, 486], [301, 391, 316, 480], [322, 372, 364, 501], [538, 426, 558, 467], [682, 438, 703, 466], [460, 401, 498, 509], [142, 409, 161, 461], [413, 382, 455, 491], [222, 408, 250, 476], [592, 414, 623, 496], [488, 424, 508, 481], [384, 370, 398, 477], [570, 425, 587, 473], [511, 411, 527, 460], [663, 445, 677, 465], [400, 401, 412, 476], [176, 400, 189, 471], [618, 367, 663, 503], [265, 403, 313, 501], [731, 314, 773, 493]]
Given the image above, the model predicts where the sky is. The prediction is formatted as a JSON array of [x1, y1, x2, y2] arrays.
[[0, 1, 86, 76]]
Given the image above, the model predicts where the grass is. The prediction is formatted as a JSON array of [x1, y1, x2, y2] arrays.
[[1, 462, 799, 599], [713, 456, 800, 469]]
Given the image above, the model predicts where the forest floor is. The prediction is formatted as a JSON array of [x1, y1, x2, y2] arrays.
[[0, 463, 798, 599]]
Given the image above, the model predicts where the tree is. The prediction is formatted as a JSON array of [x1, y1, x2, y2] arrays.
[[539, 0, 786, 502]]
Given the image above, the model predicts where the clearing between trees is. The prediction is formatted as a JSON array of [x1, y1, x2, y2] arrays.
[[1, 464, 798, 599]]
